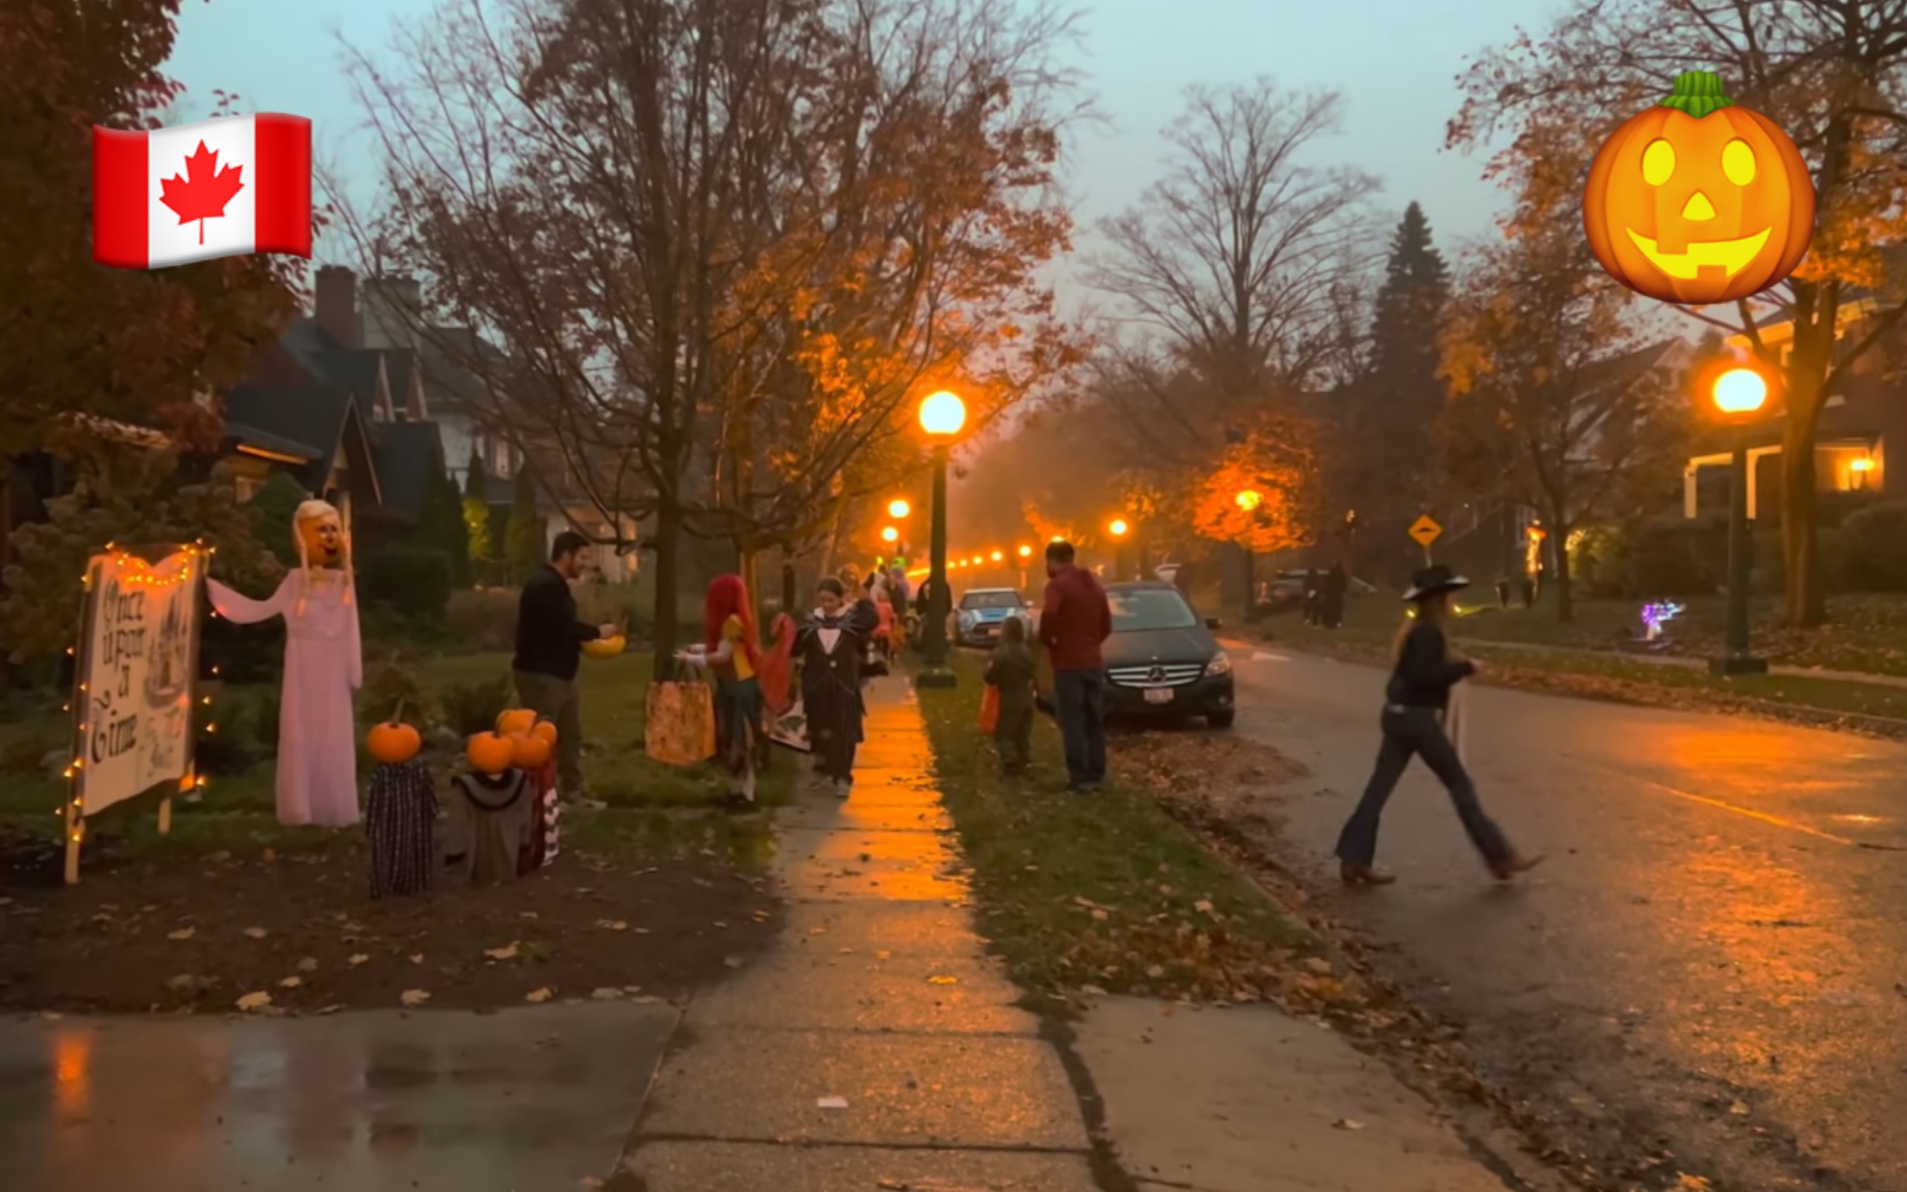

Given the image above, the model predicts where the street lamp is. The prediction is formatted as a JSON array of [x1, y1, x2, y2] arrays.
[[990, 550, 1003, 563], [917, 390, 967, 688], [888, 498, 911, 519], [1017, 545, 1032, 558], [881, 526, 899, 544], [1108, 518, 1130, 537], [1107, 517, 1131, 578], [1710, 366, 1769, 676]]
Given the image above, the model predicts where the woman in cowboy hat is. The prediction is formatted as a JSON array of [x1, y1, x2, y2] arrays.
[[1335, 564, 1541, 885]]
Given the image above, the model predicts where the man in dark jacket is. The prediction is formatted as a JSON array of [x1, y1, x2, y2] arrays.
[[514, 531, 616, 801], [1039, 540, 1113, 791]]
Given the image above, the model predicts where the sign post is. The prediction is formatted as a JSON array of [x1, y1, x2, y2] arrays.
[[1407, 515, 1442, 564], [66, 544, 206, 884]]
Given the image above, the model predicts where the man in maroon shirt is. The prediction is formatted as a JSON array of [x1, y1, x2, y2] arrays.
[[1039, 540, 1113, 791]]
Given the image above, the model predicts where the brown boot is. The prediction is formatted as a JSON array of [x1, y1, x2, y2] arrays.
[[1339, 861, 1396, 886], [1491, 853, 1545, 881]]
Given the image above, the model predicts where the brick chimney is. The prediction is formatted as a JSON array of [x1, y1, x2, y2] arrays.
[[314, 266, 359, 348]]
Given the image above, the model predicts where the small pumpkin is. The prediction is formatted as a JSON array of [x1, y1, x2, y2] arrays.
[[512, 733, 553, 770], [582, 634, 626, 660], [530, 720, 559, 746], [367, 720, 422, 765], [1583, 70, 1813, 305], [496, 708, 538, 736], [466, 731, 517, 775]]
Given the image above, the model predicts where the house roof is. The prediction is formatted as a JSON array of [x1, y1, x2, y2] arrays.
[[370, 421, 444, 523], [222, 380, 382, 506]]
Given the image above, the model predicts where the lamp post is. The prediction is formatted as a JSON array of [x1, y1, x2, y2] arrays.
[[1710, 366, 1770, 676], [917, 390, 966, 688], [1108, 517, 1130, 578], [1235, 489, 1262, 607]]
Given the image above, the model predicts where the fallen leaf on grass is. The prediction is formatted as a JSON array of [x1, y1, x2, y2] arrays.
[[296, 957, 318, 973], [167, 927, 196, 941], [242, 927, 269, 940], [525, 988, 555, 1004], [408, 954, 424, 964], [348, 954, 370, 966], [1676, 1176, 1713, 1191], [927, 975, 958, 986], [1303, 957, 1333, 975], [484, 943, 520, 961], [595, 920, 628, 932], [1332, 1118, 1365, 1131], [1729, 1101, 1749, 1116], [400, 989, 431, 1007], [590, 988, 624, 1001], [279, 977, 303, 989], [236, 991, 273, 1012], [723, 956, 744, 969]]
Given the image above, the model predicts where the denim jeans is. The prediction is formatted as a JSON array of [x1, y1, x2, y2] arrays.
[[1335, 706, 1510, 868], [1053, 668, 1107, 787]]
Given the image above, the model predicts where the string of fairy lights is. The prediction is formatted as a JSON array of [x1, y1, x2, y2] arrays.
[[61, 540, 219, 844]]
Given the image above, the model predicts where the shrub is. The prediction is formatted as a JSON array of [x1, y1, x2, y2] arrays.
[[358, 651, 442, 731], [446, 588, 519, 652], [194, 689, 258, 777], [1842, 502, 1907, 591], [442, 671, 516, 736], [1622, 517, 1726, 597], [359, 547, 453, 623], [252, 683, 281, 750]]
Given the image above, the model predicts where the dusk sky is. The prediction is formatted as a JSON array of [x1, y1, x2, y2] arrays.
[[166, 0, 1562, 287]]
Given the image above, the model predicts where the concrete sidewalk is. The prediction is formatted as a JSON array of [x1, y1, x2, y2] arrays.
[[617, 677, 1530, 1192]]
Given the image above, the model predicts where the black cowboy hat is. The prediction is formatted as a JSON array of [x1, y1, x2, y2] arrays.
[[1403, 564, 1470, 602]]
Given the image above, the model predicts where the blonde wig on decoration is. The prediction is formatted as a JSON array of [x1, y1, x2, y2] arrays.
[[292, 499, 354, 616]]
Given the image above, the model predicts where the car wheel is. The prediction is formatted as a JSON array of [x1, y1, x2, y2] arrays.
[[1206, 710, 1236, 730]]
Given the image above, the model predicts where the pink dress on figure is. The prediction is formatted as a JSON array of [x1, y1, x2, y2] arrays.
[[206, 570, 364, 827]]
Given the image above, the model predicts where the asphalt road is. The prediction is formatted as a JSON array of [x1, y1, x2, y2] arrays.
[[1224, 644, 1907, 1192]]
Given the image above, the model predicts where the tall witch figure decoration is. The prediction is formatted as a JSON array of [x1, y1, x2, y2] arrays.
[[205, 499, 364, 827]]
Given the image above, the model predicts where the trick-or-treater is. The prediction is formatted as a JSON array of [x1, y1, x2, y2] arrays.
[[205, 499, 363, 827]]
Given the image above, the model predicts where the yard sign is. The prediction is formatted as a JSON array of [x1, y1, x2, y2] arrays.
[[65, 545, 205, 882]]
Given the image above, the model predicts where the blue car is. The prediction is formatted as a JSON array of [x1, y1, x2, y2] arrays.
[[955, 588, 1029, 648]]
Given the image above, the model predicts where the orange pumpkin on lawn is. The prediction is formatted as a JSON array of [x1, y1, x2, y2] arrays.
[[530, 720, 558, 746], [366, 720, 422, 765], [1583, 71, 1814, 306], [467, 731, 517, 775], [512, 733, 553, 770]]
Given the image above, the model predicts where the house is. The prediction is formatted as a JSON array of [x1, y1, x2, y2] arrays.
[[1683, 299, 1897, 520]]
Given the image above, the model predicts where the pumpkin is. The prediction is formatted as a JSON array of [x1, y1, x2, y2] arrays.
[[530, 720, 559, 746], [367, 720, 422, 765], [582, 634, 627, 660], [466, 731, 517, 775], [496, 708, 537, 736], [512, 733, 552, 770], [1583, 71, 1813, 306]]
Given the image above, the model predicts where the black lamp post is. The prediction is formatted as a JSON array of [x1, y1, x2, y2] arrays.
[[916, 390, 966, 689], [1710, 366, 1770, 677]]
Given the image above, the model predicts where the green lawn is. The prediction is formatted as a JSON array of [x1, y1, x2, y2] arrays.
[[916, 654, 1314, 1010], [0, 651, 790, 866]]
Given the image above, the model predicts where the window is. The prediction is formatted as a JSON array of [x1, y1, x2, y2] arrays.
[[959, 590, 1024, 610], [1108, 589, 1199, 632]]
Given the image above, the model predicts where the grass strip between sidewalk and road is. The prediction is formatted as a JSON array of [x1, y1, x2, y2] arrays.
[[915, 654, 1317, 1012]]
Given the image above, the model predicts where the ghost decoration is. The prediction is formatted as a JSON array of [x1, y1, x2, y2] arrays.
[[206, 499, 363, 827]]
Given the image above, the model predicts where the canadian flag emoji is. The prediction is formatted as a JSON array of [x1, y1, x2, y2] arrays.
[[93, 113, 312, 270]]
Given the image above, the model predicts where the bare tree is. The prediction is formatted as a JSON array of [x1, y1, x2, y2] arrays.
[[342, 0, 1082, 662], [1450, 0, 1907, 626]]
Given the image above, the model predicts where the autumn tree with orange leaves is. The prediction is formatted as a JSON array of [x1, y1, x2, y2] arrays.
[[348, 0, 1082, 662], [1449, 0, 1907, 626], [1188, 423, 1317, 566]]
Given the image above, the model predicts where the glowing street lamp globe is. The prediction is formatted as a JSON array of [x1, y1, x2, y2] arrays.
[[881, 526, 899, 543], [888, 498, 911, 519], [1017, 545, 1032, 558], [1108, 518, 1130, 538], [1235, 489, 1263, 512], [1712, 367, 1769, 415], [918, 390, 967, 437], [990, 550, 1004, 562]]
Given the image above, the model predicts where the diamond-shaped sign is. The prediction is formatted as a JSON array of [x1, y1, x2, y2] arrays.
[[1407, 516, 1441, 548]]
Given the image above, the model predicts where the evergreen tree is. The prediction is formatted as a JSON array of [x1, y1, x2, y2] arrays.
[[461, 446, 495, 561], [505, 466, 545, 583], [1343, 202, 1450, 580], [418, 451, 470, 585]]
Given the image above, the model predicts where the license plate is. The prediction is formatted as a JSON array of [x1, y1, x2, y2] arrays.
[[1143, 687, 1174, 705]]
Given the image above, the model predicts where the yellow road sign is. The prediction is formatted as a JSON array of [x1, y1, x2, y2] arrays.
[[1407, 515, 1442, 548]]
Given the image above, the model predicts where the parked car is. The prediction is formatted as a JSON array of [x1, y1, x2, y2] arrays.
[[1092, 581, 1235, 728], [955, 588, 1029, 647]]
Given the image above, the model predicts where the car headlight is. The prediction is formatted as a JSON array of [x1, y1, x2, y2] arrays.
[[1205, 651, 1232, 676]]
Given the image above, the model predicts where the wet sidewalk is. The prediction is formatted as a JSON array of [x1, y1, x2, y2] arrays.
[[615, 676, 1102, 1188]]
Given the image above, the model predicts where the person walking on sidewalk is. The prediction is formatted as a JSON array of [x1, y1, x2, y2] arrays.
[[680, 575, 767, 810], [513, 531, 617, 804], [798, 577, 868, 796], [984, 614, 1038, 777], [1039, 540, 1112, 792], [1335, 564, 1542, 885]]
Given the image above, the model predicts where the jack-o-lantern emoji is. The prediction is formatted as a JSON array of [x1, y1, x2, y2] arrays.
[[1584, 71, 1814, 305]]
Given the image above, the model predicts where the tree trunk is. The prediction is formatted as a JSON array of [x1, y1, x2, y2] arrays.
[[817, 499, 845, 579], [1779, 415, 1825, 626], [650, 499, 682, 674]]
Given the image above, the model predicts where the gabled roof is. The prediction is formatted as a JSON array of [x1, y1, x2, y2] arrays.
[[221, 381, 381, 506]]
